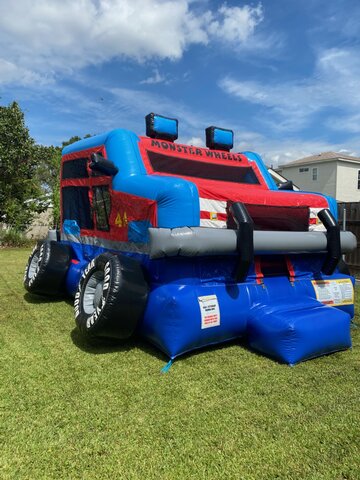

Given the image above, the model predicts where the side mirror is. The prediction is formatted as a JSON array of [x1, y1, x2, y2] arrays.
[[278, 180, 294, 191], [90, 153, 118, 176]]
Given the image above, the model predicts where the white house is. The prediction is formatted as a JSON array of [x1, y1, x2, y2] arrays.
[[276, 151, 360, 202]]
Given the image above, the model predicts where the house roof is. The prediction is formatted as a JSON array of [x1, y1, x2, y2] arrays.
[[278, 151, 360, 168]]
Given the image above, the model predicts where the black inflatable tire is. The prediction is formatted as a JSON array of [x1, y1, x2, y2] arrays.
[[74, 252, 148, 340], [337, 258, 351, 276], [24, 241, 72, 296]]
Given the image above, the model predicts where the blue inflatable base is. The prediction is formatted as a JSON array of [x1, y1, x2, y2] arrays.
[[141, 283, 248, 359], [247, 298, 352, 365], [63, 242, 354, 365]]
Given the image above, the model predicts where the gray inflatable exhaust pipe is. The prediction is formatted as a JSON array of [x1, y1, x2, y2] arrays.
[[149, 227, 356, 259]]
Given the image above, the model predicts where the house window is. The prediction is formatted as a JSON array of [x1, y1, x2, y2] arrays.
[[358, 170, 360, 190], [92, 185, 111, 231], [299, 167, 309, 173], [312, 167, 318, 181]]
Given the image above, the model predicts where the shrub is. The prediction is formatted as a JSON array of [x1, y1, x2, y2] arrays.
[[0, 228, 35, 248]]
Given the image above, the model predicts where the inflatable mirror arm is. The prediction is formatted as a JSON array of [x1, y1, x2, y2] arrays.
[[318, 209, 341, 276], [229, 202, 254, 282], [278, 180, 294, 191], [90, 153, 119, 176]]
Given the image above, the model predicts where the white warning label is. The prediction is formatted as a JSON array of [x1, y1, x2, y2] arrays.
[[312, 279, 354, 306], [198, 294, 220, 329]]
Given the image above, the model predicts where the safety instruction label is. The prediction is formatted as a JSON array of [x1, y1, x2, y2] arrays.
[[198, 295, 220, 329], [312, 278, 354, 306]]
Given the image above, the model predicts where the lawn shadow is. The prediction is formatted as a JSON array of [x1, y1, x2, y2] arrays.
[[178, 337, 243, 362], [70, 327, 168, 361], [231, 338, 352, 367], [174, 335, 281, 365], [23, 289, 282, 365], [71, 327, 283, 366], [23, 292, 65, 304], [237, 339, 285, 365]]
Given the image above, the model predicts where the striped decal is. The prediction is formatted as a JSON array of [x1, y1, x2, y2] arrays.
[[200, 198, 325, 232], [309, 207, 326, 232], [199, 198, 227, 228], [200, 219, 227, 228]]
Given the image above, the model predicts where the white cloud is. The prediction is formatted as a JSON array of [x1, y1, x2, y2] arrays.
[[0, 0, 209, 85], [219, 47, 360, 133], [140, 69, 169, 85], [233, 133, 360, 168], [309, 2, 360, 44], [0, 0, 266, 86], [186, 136, 204, 147], [106, 85, 360, 167], [11, 76, 360, 167], [208, 3, 263, 44], [325, 113, 360, 134], [105, 86, 355, 167], [0, 59, 48, 86], [108, 86, 209, 134]]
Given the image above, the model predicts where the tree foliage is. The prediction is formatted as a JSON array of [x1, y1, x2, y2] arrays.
[[61, 136, 82, 148], [33, 144, 62, 228], [0, 102, 43, 230], [35, 136, 93, 228], [0, 101, 93, 231]]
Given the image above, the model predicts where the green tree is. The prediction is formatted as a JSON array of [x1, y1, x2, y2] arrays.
[[33, 145, 62, 228], [34, 134, 94, 228], [61, 135, 82, 148], [0, 102, 44, 230], [0, 101, 94, 231]]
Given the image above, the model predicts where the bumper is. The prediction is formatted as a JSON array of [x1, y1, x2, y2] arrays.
[[149, 227, 357, 259]]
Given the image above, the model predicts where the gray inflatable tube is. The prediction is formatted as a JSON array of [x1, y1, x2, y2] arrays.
[[149, 227, 357, 259]]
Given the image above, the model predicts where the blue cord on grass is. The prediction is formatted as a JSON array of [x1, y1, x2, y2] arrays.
[[161, 359, 173, 373]]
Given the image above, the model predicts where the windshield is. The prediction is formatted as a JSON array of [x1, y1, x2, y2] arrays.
[[147, 151, 260, 185]]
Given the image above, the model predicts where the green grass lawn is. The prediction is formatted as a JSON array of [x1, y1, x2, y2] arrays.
[[1, 248, 359, 480]]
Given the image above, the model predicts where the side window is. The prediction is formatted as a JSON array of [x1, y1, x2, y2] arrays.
[[62, 158, 89, 179], [62, 186, 93, 229], [93, 186, 111, 231]]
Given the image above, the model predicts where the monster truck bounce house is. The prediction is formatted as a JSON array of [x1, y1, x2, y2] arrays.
[[24, 113, 357, 365]]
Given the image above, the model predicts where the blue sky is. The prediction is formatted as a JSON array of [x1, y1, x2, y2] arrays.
[[1, 0, 360, 166]]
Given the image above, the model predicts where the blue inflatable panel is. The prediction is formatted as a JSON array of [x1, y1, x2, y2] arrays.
[[141, 282, 249, 359], [247, 298, 352, 365], [65, 259, 89, 297]]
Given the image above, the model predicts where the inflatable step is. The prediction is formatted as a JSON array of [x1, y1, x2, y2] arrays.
[[247, 298, 351, 365]]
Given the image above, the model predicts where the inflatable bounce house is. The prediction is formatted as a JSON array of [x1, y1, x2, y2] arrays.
[[24, 113, 357, 365]]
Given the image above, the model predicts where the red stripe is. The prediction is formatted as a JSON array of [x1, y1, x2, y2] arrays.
[[286, 257, 295, 282], [62, 145, 105, 162], [200, 211, 227, 221], [254, 257, 264, 285], [61, 177, 111, 188]]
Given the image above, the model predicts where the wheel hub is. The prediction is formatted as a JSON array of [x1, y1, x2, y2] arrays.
[[28, 253, 39, 279], [83, 270, 105, 315], [93, 281, 104, 309]]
